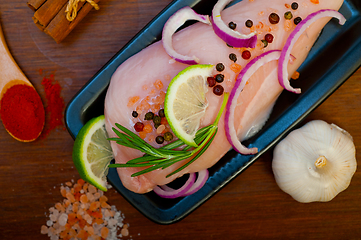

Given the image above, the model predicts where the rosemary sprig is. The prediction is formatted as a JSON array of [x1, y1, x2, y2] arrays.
[[108, 92, 229, 178]]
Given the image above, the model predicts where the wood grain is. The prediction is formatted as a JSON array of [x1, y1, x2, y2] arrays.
[[0, 0, 360, 239]]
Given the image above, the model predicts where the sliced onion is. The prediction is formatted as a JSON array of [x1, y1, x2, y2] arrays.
[[162, 7, 211, 65], [183, 169, 209, 196], [153, 172, 196, 198], [225, 50, 282, 155], [154, 170, 209, 198], [211, 0, 257, 48], [278, 9, 346, 94]]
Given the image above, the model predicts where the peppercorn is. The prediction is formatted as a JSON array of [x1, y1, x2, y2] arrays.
[[207, 77, 216, 87], [261, 39, 268, 48], [164, 132, 173, 141], [265, 33, 274, 43], [245, 19, 253, 28], [132, 111, 138, 118], [216, 63, 225, 72], [241, 50, 251, 60], [156, 136, 165, 144], [228, 21, 237, 30], [294, 16, 302, 25], [229, 53, 237, 62], [269, 13, 280, 24], [154, 123, 160, 129], [284, 11, 293, 20], [144, 112, 154, 120], [226, 43, 234, 48], [215, 74, 224, 83], [158, 109, 165, 118], [134, 122, 144, 132], [291, 2, 298, 10], [153, 115, 161, 125], [213, 85, 224, 96]]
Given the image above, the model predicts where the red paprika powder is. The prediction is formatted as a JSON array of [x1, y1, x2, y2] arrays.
[[0, 83, 45, 141], [41, 74, 65, 137]]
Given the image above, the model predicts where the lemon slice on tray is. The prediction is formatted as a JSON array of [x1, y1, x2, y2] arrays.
[[72, 115, 113, 192], [164, 64, 213, 147]]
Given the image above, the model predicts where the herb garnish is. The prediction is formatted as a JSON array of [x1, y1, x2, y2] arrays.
[[108, 92, 229, 178]]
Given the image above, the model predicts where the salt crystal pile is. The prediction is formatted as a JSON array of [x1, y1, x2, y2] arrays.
[[41, 179, 130, 240]]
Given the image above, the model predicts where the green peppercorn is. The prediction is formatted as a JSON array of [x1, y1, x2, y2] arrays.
[[261, 39, 268, 48], [216, 63, 225, 72], [158, 109, 165, 118], [153, 115, 161, 125], [156, 136, 164, 144], [229, 53, 237, 62], [284, 11, 293, 20], [228, 21, 237, 30], [291, 2, 298, 10], [294, 16, 302, 25], [132, 111, 138, 118], [154, 123, 160, 129], [144, 112, 154, 120], [269, 13, 280, 24], [164, 132, 173, 141], [245, 19, 253, 28]]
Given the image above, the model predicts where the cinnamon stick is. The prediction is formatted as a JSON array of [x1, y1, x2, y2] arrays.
[[44, 0, 100, 43], [27, 0, 47, 11], [33, 0, 69, 30]]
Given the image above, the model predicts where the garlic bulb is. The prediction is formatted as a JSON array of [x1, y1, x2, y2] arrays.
[[272, 120, 357, 203]]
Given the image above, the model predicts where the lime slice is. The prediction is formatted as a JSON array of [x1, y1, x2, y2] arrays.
[[72, 115, 113, 192], [164, 64, 214, 147]]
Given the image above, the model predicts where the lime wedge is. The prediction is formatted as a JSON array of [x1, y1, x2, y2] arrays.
[[164, 64, 214, 147], [72, 115, 113, 192]]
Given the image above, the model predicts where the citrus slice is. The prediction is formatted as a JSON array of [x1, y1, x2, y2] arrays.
[[164, 64, 214, 147], [72, 115, 113, 191]]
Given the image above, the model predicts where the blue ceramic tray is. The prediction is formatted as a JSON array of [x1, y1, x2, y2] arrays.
[[65, 0, 361, 224]]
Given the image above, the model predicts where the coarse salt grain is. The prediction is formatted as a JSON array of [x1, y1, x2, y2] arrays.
[[41, 180, 131, 239]]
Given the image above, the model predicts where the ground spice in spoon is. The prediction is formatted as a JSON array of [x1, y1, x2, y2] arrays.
[[0, 84, 45, 141]]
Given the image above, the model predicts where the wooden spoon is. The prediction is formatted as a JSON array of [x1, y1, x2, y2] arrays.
[[0, 21, 45, 142]]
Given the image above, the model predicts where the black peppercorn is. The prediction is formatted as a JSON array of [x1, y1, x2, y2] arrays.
[[156, 136, 165, 144], [213, 85, 224, 96], [132, 111, 138, 118], [269, 13, 280, 24], [153, 115, 161, 125], [229, 53, 237, 62], [215, 74, 224, 83], [294, 16, 302, 25], [158, 109, 165, 118], [245, 19, 253, 28], [216, 63, 225, 72], [144, 112, 154, 120], [291, 2, 298, 10], [228, 21, 237, 30]]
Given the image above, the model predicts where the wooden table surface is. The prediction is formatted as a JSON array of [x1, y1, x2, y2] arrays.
[[0, 0, 360, 239]]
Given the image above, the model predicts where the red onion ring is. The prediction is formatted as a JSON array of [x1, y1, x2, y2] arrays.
[[225, 50, 282, 155], [162, 6, 211, 65], [154, 170, 209, 198], [211, 0, 257, 48], [153, 172, 196, 198], [278, 9, 346, 94], [183, 169, 209, 196]]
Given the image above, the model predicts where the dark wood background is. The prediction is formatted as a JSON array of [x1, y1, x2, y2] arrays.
[[0, 0, 360, 239]]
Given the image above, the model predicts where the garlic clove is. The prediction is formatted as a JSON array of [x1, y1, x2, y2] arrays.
[[272, 120, 357, 203]]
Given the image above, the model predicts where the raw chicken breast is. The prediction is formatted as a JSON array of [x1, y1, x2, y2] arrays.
[[105, 0, 344, 193]]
